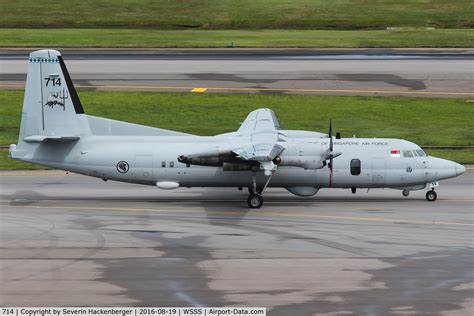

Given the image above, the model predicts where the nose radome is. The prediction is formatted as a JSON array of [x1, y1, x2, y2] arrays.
[[455, 163, 466, 176]]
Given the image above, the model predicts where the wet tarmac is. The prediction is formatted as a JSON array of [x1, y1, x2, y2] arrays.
[[0, 170, 473, 314]]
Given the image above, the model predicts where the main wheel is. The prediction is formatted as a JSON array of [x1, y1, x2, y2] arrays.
[[247, 194, 264, 208], [426, 190, 437, 202], [402, 189, 410, 197]]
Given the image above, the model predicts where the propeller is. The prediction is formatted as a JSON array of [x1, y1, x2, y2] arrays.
[[326, 119, 341, 187], [329, 119, 333, 150], [328, 119, 334, 187]]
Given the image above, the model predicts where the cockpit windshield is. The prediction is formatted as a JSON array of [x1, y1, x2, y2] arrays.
[[402, 149, 427, 158], [415, 149, 426, 157]]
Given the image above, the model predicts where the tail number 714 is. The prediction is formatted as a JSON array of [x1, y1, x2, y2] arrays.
[[44, 77, 61, 87]]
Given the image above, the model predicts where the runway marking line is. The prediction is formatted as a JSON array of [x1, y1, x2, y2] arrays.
[[1, 84, 473, 96], [1, 203, 473, 227], [191, 87, 208, 93]]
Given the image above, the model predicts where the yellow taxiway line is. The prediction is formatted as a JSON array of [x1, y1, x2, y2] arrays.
[[0, 203, 473, 227], [191, 87, 208, 93], [1, 83, 473, 96]]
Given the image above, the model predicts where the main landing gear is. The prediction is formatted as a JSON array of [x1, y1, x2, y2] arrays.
[[425, 189, 437, 202], [248, 194, 264, 208], [247, 173, 272, 208]]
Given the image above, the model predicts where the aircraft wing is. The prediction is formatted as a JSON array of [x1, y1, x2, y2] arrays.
[[233, 109, 286, 175], [237, 108, 282, 133], [232, 142, 284, 161], [179, 109, 286, 175]]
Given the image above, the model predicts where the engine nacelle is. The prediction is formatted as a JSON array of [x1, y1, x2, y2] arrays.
[[178, 150, 239, 167], [223, 162, 259, 171], [273, 142, 325, 169], [277, 156, 324, 170]]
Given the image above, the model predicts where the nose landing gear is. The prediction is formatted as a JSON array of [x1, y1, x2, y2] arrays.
[[425, 189, 437, 202]]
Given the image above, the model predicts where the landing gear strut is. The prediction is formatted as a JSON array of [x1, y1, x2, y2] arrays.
[[247, 173, 272, 208], [425, 189, 437, 202]]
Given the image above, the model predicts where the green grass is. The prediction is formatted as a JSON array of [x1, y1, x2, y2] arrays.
[[2, 0, 472, 30], [2, 90, 474, 145], [1, 1, 473, 48], [425, 150, 474, 164], [2, 90, 474, 168], [0, 150, 48, 170], [1, 28, 473, 48]]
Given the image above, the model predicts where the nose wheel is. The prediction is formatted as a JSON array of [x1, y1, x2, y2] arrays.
[[426, 189, 437, 202]]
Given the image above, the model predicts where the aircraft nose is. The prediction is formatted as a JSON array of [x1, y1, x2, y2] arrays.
[[455, 163, 465, 176]]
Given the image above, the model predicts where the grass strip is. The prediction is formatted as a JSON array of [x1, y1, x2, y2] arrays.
[[1, 29, 473, 48], [1, 90, 473, 168], [2, 0, 472, 30]]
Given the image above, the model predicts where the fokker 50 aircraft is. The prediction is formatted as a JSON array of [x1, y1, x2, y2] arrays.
[[10, 50, 465, 208]]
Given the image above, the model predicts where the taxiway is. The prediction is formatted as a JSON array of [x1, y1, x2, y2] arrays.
[[1, 49, 473, 97], [0, 170, 473, 314]]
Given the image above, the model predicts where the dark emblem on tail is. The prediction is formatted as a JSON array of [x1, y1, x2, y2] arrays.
[[44, 88, 68, 111], [116, 161, 130, 174]]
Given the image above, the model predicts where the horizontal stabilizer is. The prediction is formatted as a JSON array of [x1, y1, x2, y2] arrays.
[[23, 135, 80, 143]]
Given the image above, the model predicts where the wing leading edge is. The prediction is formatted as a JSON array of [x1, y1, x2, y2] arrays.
[[237, 108, 281, 133]]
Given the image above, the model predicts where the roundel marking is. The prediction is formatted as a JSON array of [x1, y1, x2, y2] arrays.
[[116, 161, 130, 173]]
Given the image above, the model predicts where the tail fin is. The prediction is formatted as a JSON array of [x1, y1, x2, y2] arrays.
[[18, 49, 89, 143]]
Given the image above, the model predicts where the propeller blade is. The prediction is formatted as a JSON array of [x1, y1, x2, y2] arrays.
[[329, 119, 333, 152], [328, 119, 334, 187], [329, 156, 333, 187]]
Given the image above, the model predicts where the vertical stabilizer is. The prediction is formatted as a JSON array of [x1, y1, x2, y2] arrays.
[[18, 49, 89, 143]]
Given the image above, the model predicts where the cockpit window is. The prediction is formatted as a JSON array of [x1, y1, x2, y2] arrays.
[[402, 150, 414, 158], [416, 149, 426, 157]]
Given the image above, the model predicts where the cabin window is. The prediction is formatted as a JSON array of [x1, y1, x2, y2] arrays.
[[350, 159, 361, 175], [161, 161, 166, 168], [169, 161, 174, 168], [403, 150, 414, 158]]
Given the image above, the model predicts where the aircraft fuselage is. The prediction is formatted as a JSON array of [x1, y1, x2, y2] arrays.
[[15, 135, 463, 190]]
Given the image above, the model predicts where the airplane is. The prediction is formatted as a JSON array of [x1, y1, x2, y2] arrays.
[[9, 49, 466, 208]]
